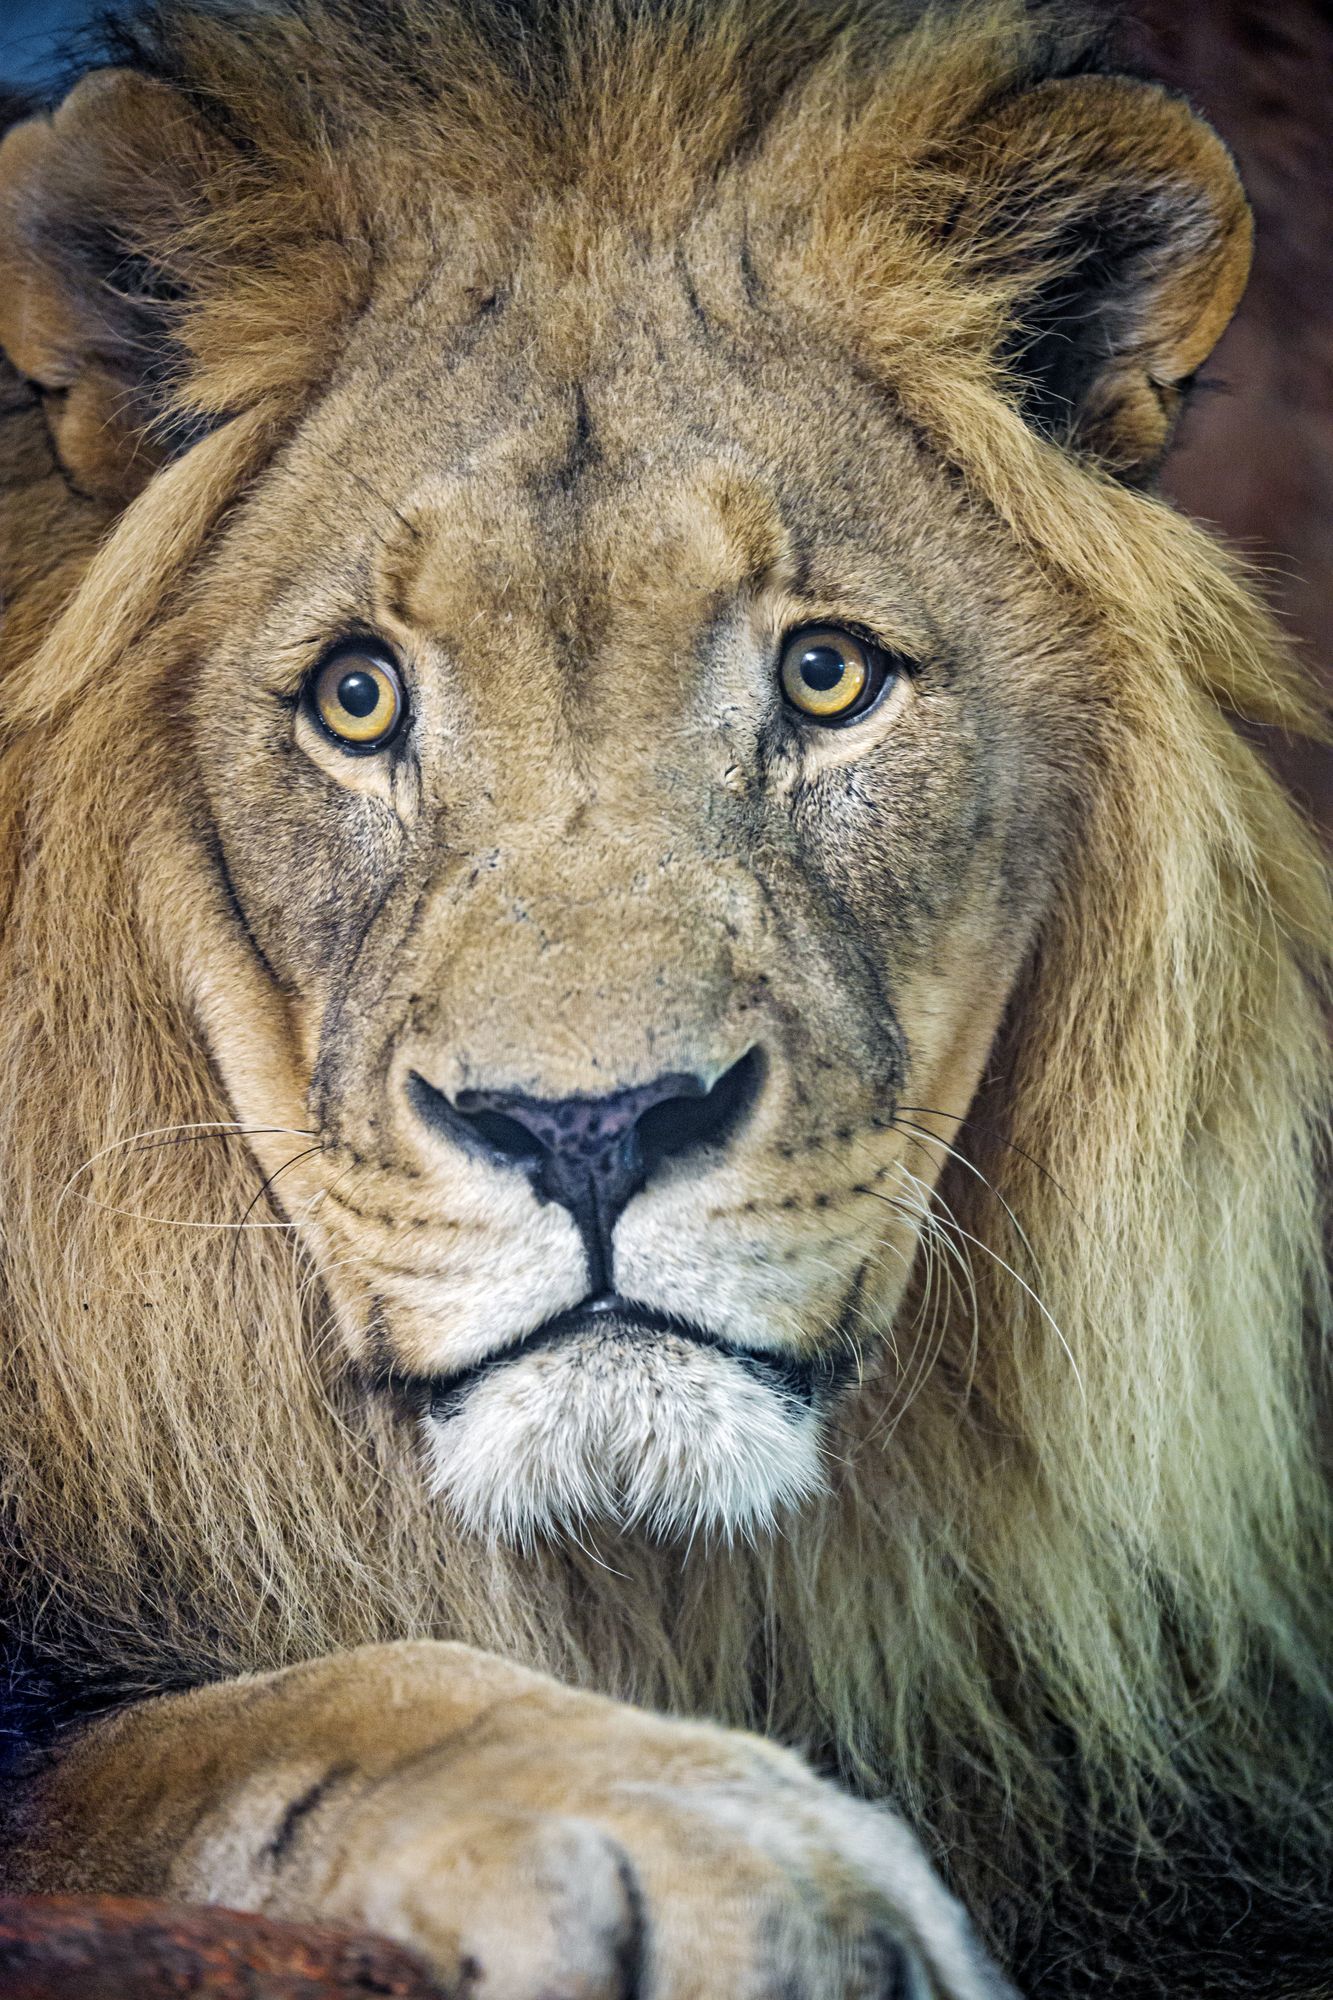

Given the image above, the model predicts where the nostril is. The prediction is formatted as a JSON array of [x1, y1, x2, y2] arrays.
[[407, 1048, 765, 1213], [408, 1051, 765, 1297], [636, 1046, 765, 1176], [406, 1072, 546, 1170], [455, 1103, 545, 1167]]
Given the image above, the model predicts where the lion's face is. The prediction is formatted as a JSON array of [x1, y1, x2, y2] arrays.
[[187, 235, 1082, 1542], [0, 9, 1257, 1550]]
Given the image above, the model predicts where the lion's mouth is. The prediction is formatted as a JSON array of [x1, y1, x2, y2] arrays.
[[412, 1291, 844, 1542], [420, 1292, 842, 1423]]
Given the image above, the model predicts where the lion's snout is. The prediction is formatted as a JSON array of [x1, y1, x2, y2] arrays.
[[407, 1048, 764, 1291]]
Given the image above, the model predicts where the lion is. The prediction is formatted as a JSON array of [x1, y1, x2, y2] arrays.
[[0, 0, 1328, 1992]]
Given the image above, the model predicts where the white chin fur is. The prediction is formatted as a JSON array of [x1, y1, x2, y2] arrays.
[[422, 1329, 827, 1547]]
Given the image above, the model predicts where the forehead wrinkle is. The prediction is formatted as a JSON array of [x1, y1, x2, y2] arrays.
[[375, 481, 552, 642], [530, 381, 601, 503], [743, 459, 942, 648], [370, 488, 603, 774], [691, 462, 790, 590], [590, 454, 792, 618], [370, 361, 931, 699]]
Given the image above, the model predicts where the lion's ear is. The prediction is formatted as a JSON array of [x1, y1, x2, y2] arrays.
[[0, 71, 220, 504], [955, 76, 1252, 483]]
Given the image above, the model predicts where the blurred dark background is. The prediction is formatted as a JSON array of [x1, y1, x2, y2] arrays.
[[1, 0, 105, 87], [3, 0, 1331, 827]]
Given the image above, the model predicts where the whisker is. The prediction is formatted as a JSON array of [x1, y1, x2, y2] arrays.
[[881, 1166, 1086, 1402], [63, 1201, 311, 1232], [55, 1119, 318, 1215], [785, 1106, 1076, 1416], [131, 1126, 316, 1156], [228, 1144, 328, 1293], [892, 1115, 1053, 1310], [873, 1197, 965, 1435], [801, 1142, 970, 1407], [66, 1142, 329, 1235], [894, 1102, 1088, 1227]]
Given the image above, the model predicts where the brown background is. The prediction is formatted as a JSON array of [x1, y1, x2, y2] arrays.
[[1129, 0, 1333, 831]]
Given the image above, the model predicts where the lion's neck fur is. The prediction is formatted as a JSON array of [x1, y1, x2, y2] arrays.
[[0, 0, 1330, 1962]]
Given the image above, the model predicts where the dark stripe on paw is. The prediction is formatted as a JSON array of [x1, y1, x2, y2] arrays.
[[261, 1762, 353, 1867]]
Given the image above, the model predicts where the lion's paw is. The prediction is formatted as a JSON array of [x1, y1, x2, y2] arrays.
[[314, 1716, 1013, 2000]]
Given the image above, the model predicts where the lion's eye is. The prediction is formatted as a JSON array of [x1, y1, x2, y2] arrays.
[[309, 645, 406, 752], [778, 625, 893, 725]]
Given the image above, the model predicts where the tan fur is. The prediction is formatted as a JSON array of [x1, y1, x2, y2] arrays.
[[0, 3, 1329, 1992]]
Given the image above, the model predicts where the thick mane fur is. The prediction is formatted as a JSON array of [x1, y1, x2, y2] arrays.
[[0, 0, 1330, 1974]]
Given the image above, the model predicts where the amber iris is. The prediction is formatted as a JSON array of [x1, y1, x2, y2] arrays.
[[311, 648, 405, 750], [779, 625, 889, 723]]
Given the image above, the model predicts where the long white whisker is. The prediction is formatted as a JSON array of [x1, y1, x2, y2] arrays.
[[885, 1165, 1086, 1402], [893, 1114, 1056, 1307], [55, 1120, 317, 1216]]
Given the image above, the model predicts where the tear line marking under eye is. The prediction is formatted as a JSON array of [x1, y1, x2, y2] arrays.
[[204, 828, 293, 997]]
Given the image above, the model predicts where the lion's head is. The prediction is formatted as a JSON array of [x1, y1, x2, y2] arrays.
[[0, 0, 1329, 1953]]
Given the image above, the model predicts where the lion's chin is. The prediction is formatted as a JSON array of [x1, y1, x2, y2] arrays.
[[421, 1321, 829, 1547]]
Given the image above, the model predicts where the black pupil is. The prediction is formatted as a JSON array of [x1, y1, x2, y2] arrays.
[[799, 646, 848, 692], [337, 669, 382, 718]]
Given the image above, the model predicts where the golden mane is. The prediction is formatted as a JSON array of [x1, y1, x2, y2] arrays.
[[0, 0, 1329, 1969]]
